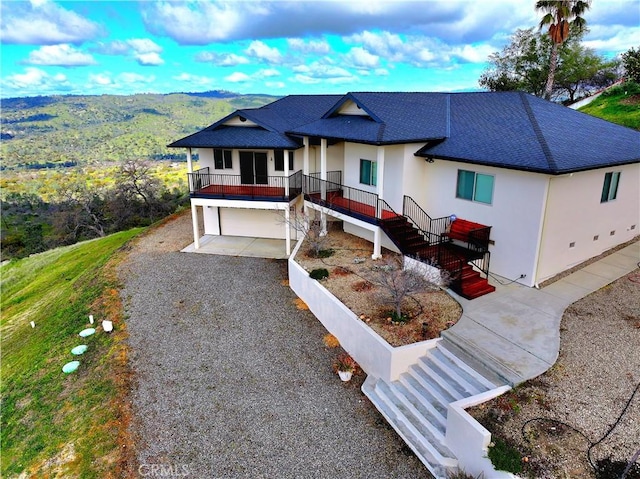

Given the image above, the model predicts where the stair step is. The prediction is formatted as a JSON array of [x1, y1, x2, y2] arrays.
[[393, 380, 447, 432], [412, 361, 465, 402], [363, 377, 457, 478], [405, 367, 458, 405], [439, 334, 514, 386], [433, 343, 499, 391]]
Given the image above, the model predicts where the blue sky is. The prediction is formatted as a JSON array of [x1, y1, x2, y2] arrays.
[[1, 0, 638, 98]]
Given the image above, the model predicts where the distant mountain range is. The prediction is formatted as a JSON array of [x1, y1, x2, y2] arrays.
[[0, 91, 277, 169]]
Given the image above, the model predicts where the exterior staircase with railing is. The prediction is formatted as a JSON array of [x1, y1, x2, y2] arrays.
[[362, 340, 507, 478], [380, 201, 495, 300]]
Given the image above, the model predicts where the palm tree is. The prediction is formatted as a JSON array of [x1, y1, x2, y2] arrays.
[[536, 0, 591, 100]]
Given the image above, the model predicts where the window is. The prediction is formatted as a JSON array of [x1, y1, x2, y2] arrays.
[[456, 170, 494, 205], [601, 171, 620, 203], [274, 150, 294, 171], [214, 149, 232, 169], [359, 159, 377, 186]]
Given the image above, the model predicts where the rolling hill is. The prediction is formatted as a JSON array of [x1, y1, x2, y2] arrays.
[[0, 91, 277, 169]]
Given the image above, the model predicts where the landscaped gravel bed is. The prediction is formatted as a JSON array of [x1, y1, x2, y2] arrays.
[[471, 267, 640, 478], [118, 213, 433, 478]]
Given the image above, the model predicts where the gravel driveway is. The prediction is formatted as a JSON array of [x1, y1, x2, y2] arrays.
[[119, 214, 432, 479]]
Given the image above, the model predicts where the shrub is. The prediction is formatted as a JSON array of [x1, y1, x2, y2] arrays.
[[309, 268, 329, 280], [487, 437, 523, 473], [317, 248, 334, 258]]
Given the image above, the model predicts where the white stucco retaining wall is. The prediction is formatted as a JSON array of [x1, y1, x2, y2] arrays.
[[288, 238, 439, 382], [446, 386, 515, 479]]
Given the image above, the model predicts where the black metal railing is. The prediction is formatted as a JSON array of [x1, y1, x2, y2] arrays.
[[187, 169, 302, 201], [303, 174, 395, 224], [402, 195, 451, 245]]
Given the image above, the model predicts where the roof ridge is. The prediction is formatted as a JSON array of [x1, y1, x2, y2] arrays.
[[520, 92, 558, 173]]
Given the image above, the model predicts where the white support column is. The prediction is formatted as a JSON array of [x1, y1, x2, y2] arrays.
[[191, 203, 200, 249], [303, 137, 310, 176], [186, 148, 193, 173], [320, 138, 328, 236], [376, 145, 385, 200], [303, 137, 310, 218], [372, 227, 382, 259], [284, 150, 290, 197], [285, 206, 291, 256]]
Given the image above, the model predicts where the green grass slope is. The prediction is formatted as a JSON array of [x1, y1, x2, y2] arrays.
[[579, 82, 640, 130], [1, 228, 141, 477]]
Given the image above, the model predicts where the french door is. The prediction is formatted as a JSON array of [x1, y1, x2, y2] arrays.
[[239, 151, 268, 185]]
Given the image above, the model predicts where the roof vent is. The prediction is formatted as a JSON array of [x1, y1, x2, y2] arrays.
[[239, 116, 246, 122]]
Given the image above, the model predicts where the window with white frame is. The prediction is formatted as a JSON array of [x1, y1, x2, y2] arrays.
[[456, 169, 494, 205], [214, 149, 232, 169], [359, 159, 377, 186], [601, 171, 620, 203]]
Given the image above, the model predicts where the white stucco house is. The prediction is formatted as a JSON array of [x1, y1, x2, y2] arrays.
[[169, 91, 640, 298]]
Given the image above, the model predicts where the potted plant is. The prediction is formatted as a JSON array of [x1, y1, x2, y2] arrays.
[[333, 353, 358, 382]]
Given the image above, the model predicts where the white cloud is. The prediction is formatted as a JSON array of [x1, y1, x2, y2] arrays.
[[127, 39, 162, 54], [118, 72, 156, 85], [0, 0, 101, 45], [287, 38, 331, 54], [225, 72, 251, 83], [24, 44, 96, 67], [583, 25, 640, 57], [256, 68, 281, 78], [172, 73, 214, 87], [135, 52, 164, 66], [195, 51, 250, 66], [89, 73, 113, 86], [265, 81, 286, 89], [345, 47, 380, 68], [1, 67, 70, 94], [245, 40, 284, 64]]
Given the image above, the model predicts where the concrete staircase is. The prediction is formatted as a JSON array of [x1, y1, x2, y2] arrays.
[[362, 340, 504, 478]]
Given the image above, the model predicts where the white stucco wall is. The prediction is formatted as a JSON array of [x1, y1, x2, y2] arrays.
[[536, 163, 640, 284], [422, 160, 549, 286]]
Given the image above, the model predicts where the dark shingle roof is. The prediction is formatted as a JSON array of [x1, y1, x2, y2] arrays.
[[288, 92, 449, 143], [416, 91, 640, 174], [168, 94, 342, 149], [169, 91, 640, 174]]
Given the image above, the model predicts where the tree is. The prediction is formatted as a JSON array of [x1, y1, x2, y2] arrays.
[[553, 42, 619, 102], [479, 29, 550, 96], [479, 27, 618, 102], [536, 0, 591, 100], [366, 257, 449, 322], [621, 46, 640, 83]]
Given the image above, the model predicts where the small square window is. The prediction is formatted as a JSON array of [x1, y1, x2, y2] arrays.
[[274, 150, 285, 171], [456, 170, 494, 205], [631, 225, 637, 230], [610, 230, 616, 236], [214, 149, 232, 169], [601, 171, 620, 203], [569, 242, 576, 248], [593, 235, 599, 241], [360, 159, 377, 186]]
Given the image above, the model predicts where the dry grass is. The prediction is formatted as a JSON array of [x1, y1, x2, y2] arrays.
[[295, 225, 462, 347]]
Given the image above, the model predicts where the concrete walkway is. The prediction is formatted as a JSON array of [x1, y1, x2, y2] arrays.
[[444, 240, 640, 385]]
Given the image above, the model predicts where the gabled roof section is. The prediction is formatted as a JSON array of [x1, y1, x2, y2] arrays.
[[168, 94, 342, 149], [416, 92, 640, 174], [288, 92, 450, 144]]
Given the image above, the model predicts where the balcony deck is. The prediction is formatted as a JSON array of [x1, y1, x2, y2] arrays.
[[306, 190, 399, 224], [195, 184, 290, 201]]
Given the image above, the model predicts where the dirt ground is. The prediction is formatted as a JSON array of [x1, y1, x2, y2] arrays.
[[470, 268, 640, 479], [295, 225, 462, 346]]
